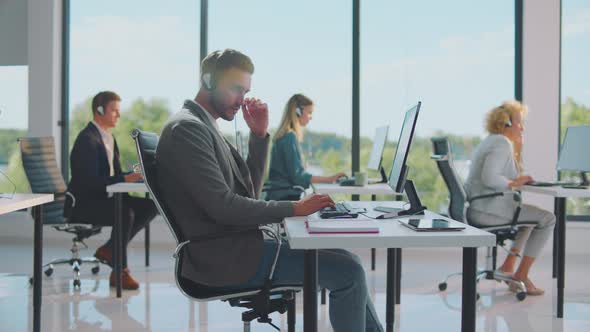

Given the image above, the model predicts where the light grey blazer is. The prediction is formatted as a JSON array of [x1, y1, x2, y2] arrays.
[[156, 100, 293, 287], [464, 134, 520, 221]]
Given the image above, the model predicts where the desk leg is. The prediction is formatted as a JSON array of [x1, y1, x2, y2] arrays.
[[462, 247, 477, 332], [145, 223, 150, 267], [114, 193, 123, 298], [304, 250, 318, 332], [386, 248, 396, 332], [145, 192, 150, 267], [32, 205, 43, 332], [552, 198, 559, 279], [395, 248, 402, 305], [555, 197, 566, 318], [371, 194, 377, 271]]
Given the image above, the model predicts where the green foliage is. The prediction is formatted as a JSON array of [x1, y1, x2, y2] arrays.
[[0, 128, 27, 164], [560, 98, 590, 215]]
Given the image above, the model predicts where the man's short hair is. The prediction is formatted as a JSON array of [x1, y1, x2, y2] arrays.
[[91, 91, 121, 115], [201, 49, 254, 89]]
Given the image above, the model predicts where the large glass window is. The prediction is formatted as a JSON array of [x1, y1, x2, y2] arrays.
[[209, 0, 352, 188], [561, 0, 590, 215], [0, 66, 29, 193], [361, 1, 514, 212], [68, 0, 199, 173]]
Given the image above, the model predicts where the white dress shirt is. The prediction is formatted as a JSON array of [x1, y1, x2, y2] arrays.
[[91, 120, 115, 177]]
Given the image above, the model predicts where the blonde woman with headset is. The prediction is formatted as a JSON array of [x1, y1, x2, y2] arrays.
[[265, 94, 346, 201], [464, 100, 556, 296]]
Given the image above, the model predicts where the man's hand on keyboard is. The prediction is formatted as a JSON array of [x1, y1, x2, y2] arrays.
[[293, 194, 335, 216]]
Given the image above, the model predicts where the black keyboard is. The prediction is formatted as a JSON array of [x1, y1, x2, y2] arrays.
[[319, 202, 358, 219], [527, 181, 578, 187]]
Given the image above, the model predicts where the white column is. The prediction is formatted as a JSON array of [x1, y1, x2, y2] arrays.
[[522, 0, 561, 209], [27, 0, 63, 165]]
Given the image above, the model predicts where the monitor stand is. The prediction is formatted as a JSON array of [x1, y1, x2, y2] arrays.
[[375, 180, 427, 219]]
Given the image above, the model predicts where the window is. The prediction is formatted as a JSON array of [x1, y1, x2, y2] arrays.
[[561, 0, 590, 215], [209, 0, 352, 188], [68, 0, 199, 173], [361, 1, 514, 212], [0, 66, 29, 193]]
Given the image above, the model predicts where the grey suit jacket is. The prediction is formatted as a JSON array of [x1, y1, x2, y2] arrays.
[[156, 100, 293, 287], [464, 134, 520, 221]]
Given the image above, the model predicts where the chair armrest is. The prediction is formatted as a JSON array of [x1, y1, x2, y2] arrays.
[[173, 225, 283, 291], [469, 190, 522, 204]]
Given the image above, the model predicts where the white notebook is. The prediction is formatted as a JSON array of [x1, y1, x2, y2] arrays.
[[306, 220, 380, 234]]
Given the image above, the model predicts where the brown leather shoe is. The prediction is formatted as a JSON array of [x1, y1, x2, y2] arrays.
[[109, 268, 140, 290], [94, 245, 113, 267]]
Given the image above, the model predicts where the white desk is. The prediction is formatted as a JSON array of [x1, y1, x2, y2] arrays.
[[312, 183, 396, 196], [1, 193, 54, 332], [521, 185, 590, 318], [284, 201, 495, 332], [106, 182, 149, 297]]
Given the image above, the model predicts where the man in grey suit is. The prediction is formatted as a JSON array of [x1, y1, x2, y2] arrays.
[[156, 49, 384, 332]]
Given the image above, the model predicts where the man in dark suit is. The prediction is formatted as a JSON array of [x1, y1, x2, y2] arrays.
[[156, 50, 384, 331], [66, 91, 157, 290]]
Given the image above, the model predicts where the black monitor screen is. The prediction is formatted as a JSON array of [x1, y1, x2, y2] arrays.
[[388, 102, 421, 193]]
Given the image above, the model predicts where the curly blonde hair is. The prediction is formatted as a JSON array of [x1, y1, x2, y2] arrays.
[[485, 100, 528, 134]]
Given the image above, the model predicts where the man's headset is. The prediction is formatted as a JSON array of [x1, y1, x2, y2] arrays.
[[96, 105, 105, 115], [202, 50, 235, 91]]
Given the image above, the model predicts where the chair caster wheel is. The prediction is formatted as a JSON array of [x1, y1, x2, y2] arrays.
[[44, 268, 53, 277], [476, 293, 481, 301], [73, 279, 81, 288], [91, 266, 100, 274], [516, 292, 526, 301], [438, 282, 447, 291], [29, 277, 33, 285]]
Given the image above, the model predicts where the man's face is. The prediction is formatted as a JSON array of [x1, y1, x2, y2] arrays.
[[100, 100, 121, 129], [210, 67, 251, 121]]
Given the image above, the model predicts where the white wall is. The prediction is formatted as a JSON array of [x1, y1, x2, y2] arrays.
[[522, 0, 561, 210], [0, 0, 28, 66], [27, 0, 63, 159]]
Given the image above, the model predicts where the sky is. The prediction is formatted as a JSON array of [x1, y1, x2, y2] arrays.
[[1, 0, 589, 140]]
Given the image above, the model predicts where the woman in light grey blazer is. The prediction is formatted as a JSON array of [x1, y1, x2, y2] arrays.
[[465, 100, 555, 296]]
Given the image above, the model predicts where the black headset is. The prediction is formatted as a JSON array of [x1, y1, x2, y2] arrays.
[[202, 50, 235, 91]]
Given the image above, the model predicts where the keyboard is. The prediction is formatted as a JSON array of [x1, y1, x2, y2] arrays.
[[319, 202, 359, 219], [527, 181, 578, 187]]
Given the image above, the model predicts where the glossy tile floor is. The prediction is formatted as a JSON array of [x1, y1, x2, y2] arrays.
[[0, 239, 589, 331]]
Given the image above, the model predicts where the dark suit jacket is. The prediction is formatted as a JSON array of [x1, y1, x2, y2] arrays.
[[156, 100, 293, 287], [65, 122, 128, 217]]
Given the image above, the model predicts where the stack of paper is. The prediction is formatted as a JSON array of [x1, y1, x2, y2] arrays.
[[306, 220, 380, 234]]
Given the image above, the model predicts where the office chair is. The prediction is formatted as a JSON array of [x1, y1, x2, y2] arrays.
[[132, 129, 298, 332], [430, 137, 529, 301], [261, 182, 305, 201], [18, 137, 103, 288]]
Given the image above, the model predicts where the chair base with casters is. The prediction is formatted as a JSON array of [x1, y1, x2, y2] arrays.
[[28, 223, 104, 289]]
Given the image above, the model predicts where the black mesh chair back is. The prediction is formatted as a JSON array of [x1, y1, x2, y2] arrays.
[[431, 137, 469, 223], [18, 137, 68, 224]]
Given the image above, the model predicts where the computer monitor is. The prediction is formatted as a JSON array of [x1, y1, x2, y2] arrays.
[[388, 102, 421, 193], [367, 126, 389, 183], [375, 102, 426, 218], [557, 125, 590, 185]]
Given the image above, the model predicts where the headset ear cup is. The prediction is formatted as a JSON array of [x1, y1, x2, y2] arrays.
[[506, 119, 512, 128], [96, 106, 104, 115], [202, 73, 213, 90], [295, 107, 302, 117]]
